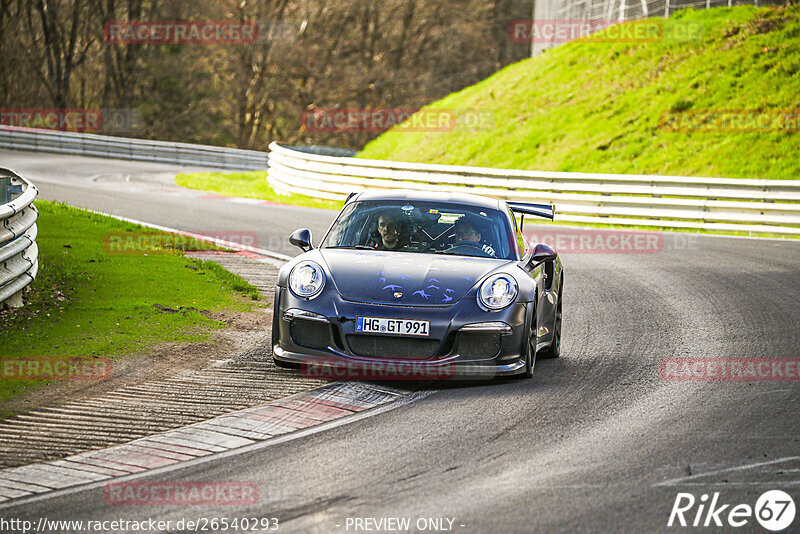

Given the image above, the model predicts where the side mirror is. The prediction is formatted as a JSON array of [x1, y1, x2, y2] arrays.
[[530, 243, 557, 264], [289, 228, 313, 252]]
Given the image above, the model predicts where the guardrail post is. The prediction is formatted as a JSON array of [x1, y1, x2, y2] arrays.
[[4, 289, 24, 308], [0, 176, 8, 204]]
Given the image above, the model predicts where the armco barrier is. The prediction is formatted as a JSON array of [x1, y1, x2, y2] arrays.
[[0, 169, 38, 309], [267, 142, 800, 236], [2, 127, 797, 236], [0, 126, 268, 170]]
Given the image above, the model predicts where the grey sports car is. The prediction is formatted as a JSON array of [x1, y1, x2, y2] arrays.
[[272, 190, 563, 380]]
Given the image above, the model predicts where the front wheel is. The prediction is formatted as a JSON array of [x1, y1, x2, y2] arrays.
[[271, 299, 298, 369], [518, 304, 536, 378], [538, 280, 562, 360], [523, 324, 536, 378]]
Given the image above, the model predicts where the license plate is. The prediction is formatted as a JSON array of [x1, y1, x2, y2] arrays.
[[355, 316, 430, 337]]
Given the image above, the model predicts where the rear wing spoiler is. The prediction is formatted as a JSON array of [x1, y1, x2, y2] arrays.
[[507, 202, 555, 221]]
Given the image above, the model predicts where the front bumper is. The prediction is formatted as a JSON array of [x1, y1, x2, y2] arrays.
[[272, 286, 529, 380]]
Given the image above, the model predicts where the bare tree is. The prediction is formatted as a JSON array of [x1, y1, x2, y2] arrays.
[[21, 0, 98, 108], [0, 0, 21, 105], [2, 0, 532, 147], [226, 0, 292, 148], [96, 0, 156, 108]]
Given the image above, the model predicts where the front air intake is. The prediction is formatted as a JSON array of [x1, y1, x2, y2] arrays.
[[346, 335, 440, 359]]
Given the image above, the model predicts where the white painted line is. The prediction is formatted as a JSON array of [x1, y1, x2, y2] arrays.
[[50, 460, 129, 478], [26, 463, 109, 482], [227, 197, 270, 205], [205, 414, 293, 434], [66, 456, 143, 474], [123, 444, 196, 462], [4, 465, 99, 485], [211, 416, 296, 436], [0, 470, 85, 490], [79, 448, 176, 470], [132, 439, 213, 457], [167, 427, 254, 449], [654, 455, 800, 486], [144, 434, 227, 453], [0, 478, 51, 494], [0, 487, 30, 499], [195, 423, 275, 441], [83, 209, 292, 266]]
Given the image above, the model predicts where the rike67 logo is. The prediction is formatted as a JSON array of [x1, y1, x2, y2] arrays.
[[668, 490, 796, 531]]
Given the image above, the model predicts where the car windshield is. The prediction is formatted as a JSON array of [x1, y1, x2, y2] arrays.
[[321, 200, 514, 259]]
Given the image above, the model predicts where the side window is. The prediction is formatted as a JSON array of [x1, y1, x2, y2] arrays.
[[508, 208, 527, 258], [322, 202, 358, 246]]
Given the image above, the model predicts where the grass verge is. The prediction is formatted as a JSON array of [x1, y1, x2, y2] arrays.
[[0, 201, 262, 416], [359, 6, 800, 180]]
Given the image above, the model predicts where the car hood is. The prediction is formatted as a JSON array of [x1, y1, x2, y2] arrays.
[[319, 249, 512, 306]]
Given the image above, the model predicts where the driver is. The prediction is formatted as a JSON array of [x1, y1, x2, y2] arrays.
[[454, 216, 482, 243], [453, 215, 496, 256], [373, 210, 409, 251]]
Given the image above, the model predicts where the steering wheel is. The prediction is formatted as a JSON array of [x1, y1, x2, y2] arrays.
[[445, 240, 493, 258]]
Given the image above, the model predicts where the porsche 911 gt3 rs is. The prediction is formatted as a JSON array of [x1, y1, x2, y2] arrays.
[[272, 190, 563, 379]]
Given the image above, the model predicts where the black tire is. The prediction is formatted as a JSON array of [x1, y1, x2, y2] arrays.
[[538, 278, 562, 360], [523, 322, 535, 378], [271, 297, 298, 369], [517, 302, 536, 379]]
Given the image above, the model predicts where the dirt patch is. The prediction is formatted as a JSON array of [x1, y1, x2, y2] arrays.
[[1, 306, 273, 417]]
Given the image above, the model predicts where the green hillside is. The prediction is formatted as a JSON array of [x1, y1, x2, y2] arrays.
[[359, 6, 800, 180]]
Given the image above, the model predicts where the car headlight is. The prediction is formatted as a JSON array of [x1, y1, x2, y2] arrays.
[[478, 274, 518, 310], [289, 261, 325, 299]]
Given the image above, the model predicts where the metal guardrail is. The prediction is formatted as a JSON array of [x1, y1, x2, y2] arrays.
[[0, 126, 268, 170], [267, 142, 800, 236], [287, 145, 357, 157], [0, 169, 39, 309], [2, 127, 797, 238]]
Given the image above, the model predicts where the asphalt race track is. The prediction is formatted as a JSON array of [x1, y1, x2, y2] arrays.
[[1, 149, 332, 258], [2, 148, 800, 533]]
